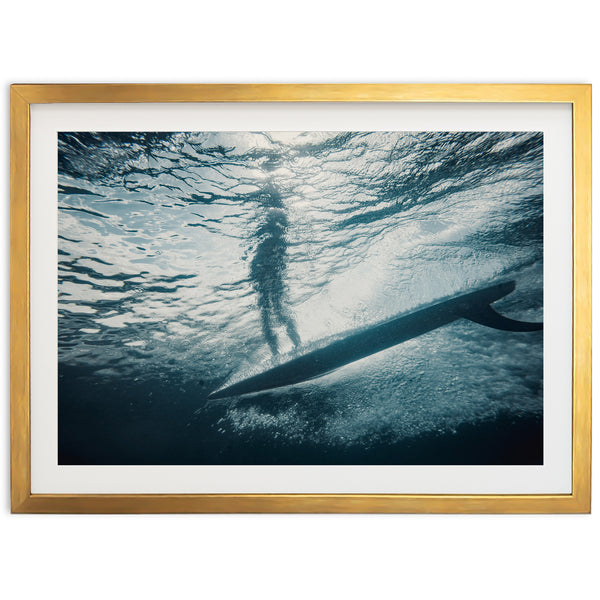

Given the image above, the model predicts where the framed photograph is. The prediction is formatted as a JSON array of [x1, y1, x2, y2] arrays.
[[10, 84, 591, 513]]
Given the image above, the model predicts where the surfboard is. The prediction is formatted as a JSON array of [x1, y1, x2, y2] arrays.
[[207, 280, 542, 400]]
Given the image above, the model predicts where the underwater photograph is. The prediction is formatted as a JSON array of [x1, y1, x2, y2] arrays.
[[57, 131, 543, 465]]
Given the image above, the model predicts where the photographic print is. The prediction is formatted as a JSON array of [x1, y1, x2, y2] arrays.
[[57, 130, 544, 466]]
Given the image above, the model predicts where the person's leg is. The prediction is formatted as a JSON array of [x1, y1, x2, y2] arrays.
[[273, 295, 301, 348], [284, 317, 301, 348], [260, 297, 279, 355]]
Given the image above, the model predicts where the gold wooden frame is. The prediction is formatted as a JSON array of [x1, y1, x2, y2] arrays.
[[10, 84, 591, 513]]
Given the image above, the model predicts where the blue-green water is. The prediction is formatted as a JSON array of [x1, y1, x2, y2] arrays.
[[57, 131, 543, 465]]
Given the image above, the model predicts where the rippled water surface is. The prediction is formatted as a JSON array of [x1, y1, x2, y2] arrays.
[[58, 131, 543, 464]]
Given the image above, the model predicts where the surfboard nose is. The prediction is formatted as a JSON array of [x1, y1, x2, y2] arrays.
[[207, 388, 228, 400]]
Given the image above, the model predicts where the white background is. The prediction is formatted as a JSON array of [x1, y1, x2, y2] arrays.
[[1, 1, 597, 598]]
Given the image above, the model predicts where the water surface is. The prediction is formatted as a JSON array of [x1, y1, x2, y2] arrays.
[[58, 131, 543, 464]]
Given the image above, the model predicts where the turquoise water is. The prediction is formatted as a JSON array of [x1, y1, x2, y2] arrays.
[[57, 131, 543, 464]]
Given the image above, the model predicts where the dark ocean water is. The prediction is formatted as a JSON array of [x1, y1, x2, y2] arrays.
[[57, 131, 543, 465]]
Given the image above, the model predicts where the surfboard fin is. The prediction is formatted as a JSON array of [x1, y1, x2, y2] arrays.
[[465, 304, 543, 332]]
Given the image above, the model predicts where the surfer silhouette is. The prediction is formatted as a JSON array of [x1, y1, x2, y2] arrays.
[[249, 182, 301, 355]]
